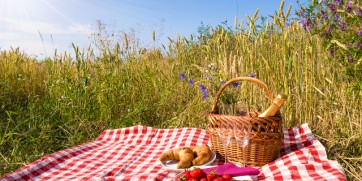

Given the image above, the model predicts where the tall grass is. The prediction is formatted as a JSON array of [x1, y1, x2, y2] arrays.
[[1, 7, 361, 181]]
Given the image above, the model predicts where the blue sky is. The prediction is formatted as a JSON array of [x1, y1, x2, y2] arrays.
[[0, 0, 308, 59]]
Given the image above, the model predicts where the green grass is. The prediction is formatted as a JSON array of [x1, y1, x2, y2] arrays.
[[1, 16, 361, 180]]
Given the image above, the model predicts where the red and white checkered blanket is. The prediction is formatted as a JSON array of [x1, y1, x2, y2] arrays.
[[1, 124, 346, 181]]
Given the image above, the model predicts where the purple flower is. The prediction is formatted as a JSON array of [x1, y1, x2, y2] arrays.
[[180, 73, 185, 81], [233, 82, 240, 88], [321, 10, 328, 20], [354, 42, 361, 49], [301, 18, 310, 30], [357, 7, 362, 16], [346, 1, 352, 12], [358, 29, 362, 37], [334, 0, 341, 5], [188, 79, 194, 85], [199, 84, 207, 100], [328, 50, 333, 57], [334, 14, 340, 21], [249, 72, 256, 78], [346, 44, 351, 49], [328, 4, 336, 12], [298, 8, 306, 18], [348, 54, 354, 62], [328, 27, 332, 34], [339, 21, 346, 30], [220, 81, 225, 85], [205, 77, 212, 81]]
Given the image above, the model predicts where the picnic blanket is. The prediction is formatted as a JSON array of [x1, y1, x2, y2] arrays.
[[1, 123, 346, 181]]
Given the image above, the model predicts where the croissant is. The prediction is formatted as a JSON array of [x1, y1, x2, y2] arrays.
[[159, 147, 194, 169], [190, 145, 212, 165]]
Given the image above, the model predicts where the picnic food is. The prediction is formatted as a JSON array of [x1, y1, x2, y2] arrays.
[[189, 145, 213, 165], [159, 147, 194, 169], [181, 170, 192, 180], [160, 145, 212, 169], [177, 168, 234, 181], [206, 171, 218, 181], [189, 167, 206, 180], [221, 174, 232, 181], [258, 94, 287, 117], [208, 77, 285, 166]]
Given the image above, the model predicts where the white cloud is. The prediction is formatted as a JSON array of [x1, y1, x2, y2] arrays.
[[68, 23, 93, 36], [0, 16, 94, 59], [0, 16, 64, 35], [0, 16, 94, 36]]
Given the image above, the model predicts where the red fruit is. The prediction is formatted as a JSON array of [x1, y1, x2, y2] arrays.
[[221, 174, 232, 181], [177, 175, 187, 181], [188, 178, 198, 181], [190, 167, 206, 180], [206, 171, 218, 181], [212, 177, 225, 181], [182, 170, 192, 180], [200, 178, 208, 181]]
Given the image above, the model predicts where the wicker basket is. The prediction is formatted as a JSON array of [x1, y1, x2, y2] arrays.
[[207, 77, 284, 167]]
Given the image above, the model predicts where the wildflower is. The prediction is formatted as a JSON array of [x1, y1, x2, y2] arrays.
[[180, 73, 185, 81], [328, 27, 332, 34], [220, 81, 225, 85], [301, 18, 310, 30], [339, 21, 345, 30], [188, 79, 194, 85], [199, 84, 208, 100], [233, 82, 240, 88], [205, 77, 212, 81], [321, 10, 328, 20], [346, 1, 352, 12], [346, 44, 351, 49], [328, 4, 336, 13], [297, 8, 305, 18], [334, 0, 341, 5], [249, 72, 256, 78], [354, 42, 361, 49], [358, 30, 362, 37], [328, 50, 333, 57], [348, 54, 353, 62], [334, 14, 339, 21], [300, 8, 305, 16], [357, 7, 362, 16]]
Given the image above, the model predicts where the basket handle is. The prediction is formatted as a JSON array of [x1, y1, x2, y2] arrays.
[[211, 77, 274, 113]]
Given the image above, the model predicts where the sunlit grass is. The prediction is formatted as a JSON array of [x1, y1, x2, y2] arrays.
[[1, 8, 361, 181]]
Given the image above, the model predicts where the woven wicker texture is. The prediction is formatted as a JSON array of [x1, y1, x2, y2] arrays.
[[207, 77, 283, 167]]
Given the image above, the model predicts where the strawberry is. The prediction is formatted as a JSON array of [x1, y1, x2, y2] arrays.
[[190, 167, 206, 180], [188, 178, 198, 181], [221, 174, 232, 181], [182, 170, 192, 180], [212, 177, 225, 181], [177, 175, 187, 181], [200, 178, 208, 181], [206, 171, 218, 181]]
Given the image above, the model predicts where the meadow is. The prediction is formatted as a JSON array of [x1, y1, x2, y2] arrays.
[[1, 5, 361, 181]]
